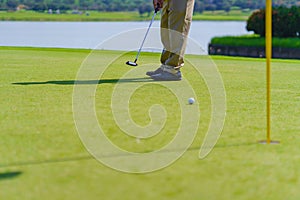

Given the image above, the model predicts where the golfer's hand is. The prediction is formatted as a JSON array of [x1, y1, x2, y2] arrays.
[[153, 0, 163, 11]]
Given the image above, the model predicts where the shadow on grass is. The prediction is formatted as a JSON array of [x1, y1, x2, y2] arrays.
[[12, 77, 154, 85], [0, 142, 257, 168], [0, 171, 22, 181], [0, 156, 93, 168]]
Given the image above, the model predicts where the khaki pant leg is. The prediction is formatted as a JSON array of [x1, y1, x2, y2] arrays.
[[160, 0, 194, 69], [160, 0, 171, 65]]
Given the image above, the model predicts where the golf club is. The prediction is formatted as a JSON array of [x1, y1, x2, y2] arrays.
[[126, 7, 159, 67]]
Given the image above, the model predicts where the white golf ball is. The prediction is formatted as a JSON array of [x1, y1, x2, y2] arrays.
[[188, 97, 195, 105]]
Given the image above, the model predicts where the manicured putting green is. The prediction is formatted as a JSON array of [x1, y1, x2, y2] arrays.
[[0, 47, 300, 199]]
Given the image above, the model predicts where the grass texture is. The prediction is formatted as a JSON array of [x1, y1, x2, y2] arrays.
[[0, 47, 300, 200]]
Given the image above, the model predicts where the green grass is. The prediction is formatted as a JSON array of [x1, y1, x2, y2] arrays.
[[1, 47, 300, 199], [193, 10, 252, 21], [0, 10, 151, 21], [0, 10, 251, 21], [211, 34, 300, 48]]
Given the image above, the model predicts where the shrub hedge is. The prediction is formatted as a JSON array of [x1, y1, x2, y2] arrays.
[[246, 6, 300, 38], [210, 34, 300, 48]]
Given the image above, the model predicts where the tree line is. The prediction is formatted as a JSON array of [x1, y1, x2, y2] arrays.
[[0, 0, 299, 12]]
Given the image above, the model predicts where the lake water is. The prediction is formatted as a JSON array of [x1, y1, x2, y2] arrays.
[[0, 21, 251, 54]]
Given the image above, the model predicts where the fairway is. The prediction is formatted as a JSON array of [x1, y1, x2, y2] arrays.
[[0, 47, 300, 199]]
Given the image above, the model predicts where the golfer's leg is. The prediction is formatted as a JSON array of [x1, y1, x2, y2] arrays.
[[160, 0, 171, 65], [164, 0, 194, 68]]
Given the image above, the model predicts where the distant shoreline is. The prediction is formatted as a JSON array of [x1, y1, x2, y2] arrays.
[[0, 10, 251, 21]]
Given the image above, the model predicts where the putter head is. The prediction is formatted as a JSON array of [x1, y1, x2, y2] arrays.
[[126, 61, 138, 67]]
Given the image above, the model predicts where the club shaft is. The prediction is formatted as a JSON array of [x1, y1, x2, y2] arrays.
[[135, 11, 157, 61]]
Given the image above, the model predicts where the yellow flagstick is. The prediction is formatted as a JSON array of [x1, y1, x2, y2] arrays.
[[266, 0, 272, 144], [259, 0, 279, 144]]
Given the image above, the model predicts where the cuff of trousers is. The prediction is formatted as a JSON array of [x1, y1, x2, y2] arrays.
[[160, 63, 184, 74]]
